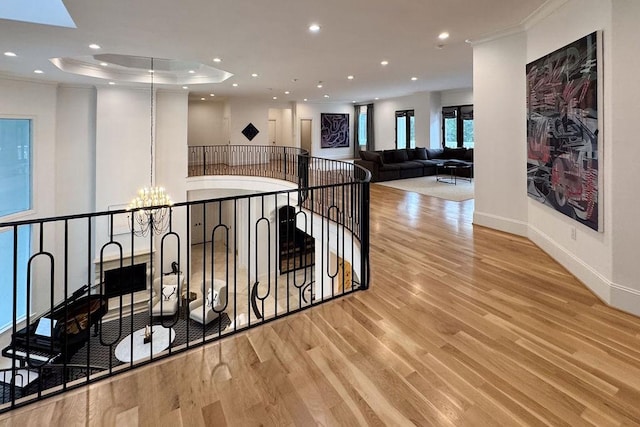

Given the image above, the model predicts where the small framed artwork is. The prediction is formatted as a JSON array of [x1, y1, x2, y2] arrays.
[[320, 113, 349, 148]]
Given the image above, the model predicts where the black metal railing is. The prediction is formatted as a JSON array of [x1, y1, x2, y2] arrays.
[[0, 145, 370, 412]]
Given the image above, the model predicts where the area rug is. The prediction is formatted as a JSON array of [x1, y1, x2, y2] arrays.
[[375, 175, 474, 201]]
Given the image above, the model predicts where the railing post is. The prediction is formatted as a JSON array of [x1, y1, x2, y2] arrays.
[[283, 147, 287, 180], [297, 154, 309, 205], [360, 181, 370, 290]]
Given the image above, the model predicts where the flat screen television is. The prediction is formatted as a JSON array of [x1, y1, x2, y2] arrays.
[[103, 263, 147, 298]]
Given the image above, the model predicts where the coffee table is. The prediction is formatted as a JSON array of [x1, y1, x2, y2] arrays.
[[436, 163, 472, 185], [114, 326, 175, 363]]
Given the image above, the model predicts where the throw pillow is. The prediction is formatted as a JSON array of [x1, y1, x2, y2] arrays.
[[162, 284, 177, 301], [394, 149, 409, 163], [425, 148, 444, 160], [406, 149, 417, 160], [361, 150, 383, 165], [382, 150, 396, 164], [414, 147, 428, 160], [443, 147, 467, 160]]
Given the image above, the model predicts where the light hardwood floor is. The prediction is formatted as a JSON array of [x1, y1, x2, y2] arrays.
[[2, 185, 640, 426]]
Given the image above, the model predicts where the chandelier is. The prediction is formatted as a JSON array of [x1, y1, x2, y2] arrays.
[[127, 57, 173, 236]]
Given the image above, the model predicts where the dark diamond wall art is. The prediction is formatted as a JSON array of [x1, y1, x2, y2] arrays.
[[242, 123, 259, 141], [320, 113, 349, 148]]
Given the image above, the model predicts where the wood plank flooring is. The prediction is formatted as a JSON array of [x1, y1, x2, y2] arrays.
[[2, 184, 640, 426]]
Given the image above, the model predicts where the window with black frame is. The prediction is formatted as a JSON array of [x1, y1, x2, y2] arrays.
[[395, 110, 415, 149], [442, 105, 474, 148], [0, 118, 32, 332]]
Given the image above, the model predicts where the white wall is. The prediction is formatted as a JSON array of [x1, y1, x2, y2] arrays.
[[525, 0, 613, 301], [228, 98, 270, 146], [473, 32, 528, 236], [473, 0, 640, 315], [95, 87, 155, 255], [187, 100, 225, 146], [441, 88, 473, 107], [54, 85, 97, 293], [609, 0, 640, 312], [268, 108, 293, 147], [429, 91, 442, 149], [156, 90, 189, 272], [373, 92, 432, 151], [296, 102, 353, 159]]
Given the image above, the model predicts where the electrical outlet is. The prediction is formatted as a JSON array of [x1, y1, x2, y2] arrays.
[[571, 227, 577, 240]]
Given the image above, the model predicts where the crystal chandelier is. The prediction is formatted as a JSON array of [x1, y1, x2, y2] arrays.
[[127, 57, 172, 236]]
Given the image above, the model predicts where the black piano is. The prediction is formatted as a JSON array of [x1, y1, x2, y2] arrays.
[[2, 285, 107, 366]]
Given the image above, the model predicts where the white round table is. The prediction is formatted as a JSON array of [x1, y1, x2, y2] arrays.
[[114, 326, 175, 363]]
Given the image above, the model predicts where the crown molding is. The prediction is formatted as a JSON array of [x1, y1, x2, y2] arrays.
[[466, 0, 570, 46]]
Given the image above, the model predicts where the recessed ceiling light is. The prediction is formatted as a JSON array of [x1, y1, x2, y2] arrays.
[[89, 44, 101, 50], [34, 69, 43, 74], [380, 60, 389, 66], [108, 81, 115, 85], [182, 86, 189, 89], [324, 94, 329, 98], [284, 91, 290, 94], [347, 75, 354, 80], [251, 73, 258, 77], [201, 97, 205, 101], [148, 69, 154, 73], [273, 96, 278, 100], [352, 101, 356, 103], [213, 57, 222, 63], [188, 70, 195, 74], [232, 83, 238, 87], [438, 32, 450, 40], [411, 77, 418, 81], [209, 93, 215, 97], [374, 97, 379, 100], [303, 98, 308, 102], [317, 84, 323, 88], [309, 24, 320, 32], [100, 62, 108, 67], [4, 52, 16, 57]]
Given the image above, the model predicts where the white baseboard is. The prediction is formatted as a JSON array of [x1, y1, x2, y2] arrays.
[[528, 224, 611, 303], [609, 282, 640, 318], [476, 213, 640, 318], [473, 211, 528, 236]]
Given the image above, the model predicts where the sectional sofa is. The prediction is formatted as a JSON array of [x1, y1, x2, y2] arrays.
[[354, 147, 473, 182]]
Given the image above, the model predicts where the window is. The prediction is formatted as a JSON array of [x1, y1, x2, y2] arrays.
[[358, 107, 367, 148], [0, 119, 32, 216], [0, 227, 30, 331], [442, 105, 474, 148], [0, 118, 32, 331], [395, 110, 415, 149]]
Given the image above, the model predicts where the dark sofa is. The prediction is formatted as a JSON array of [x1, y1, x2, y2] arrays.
[[354, 147, 473, 182]]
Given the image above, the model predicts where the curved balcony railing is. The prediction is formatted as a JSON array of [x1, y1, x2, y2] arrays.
[[0, 145, 370, 412]]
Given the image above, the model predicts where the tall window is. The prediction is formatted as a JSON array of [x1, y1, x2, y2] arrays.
[[395, 110, 415, 149], [358, 106, 367, 148], [442, 105, 474, 148], [0, 118, 32, 331]]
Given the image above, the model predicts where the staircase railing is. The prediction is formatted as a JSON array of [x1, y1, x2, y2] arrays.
[[0, 145, 370, 412]]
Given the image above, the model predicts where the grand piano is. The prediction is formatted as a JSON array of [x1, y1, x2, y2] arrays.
[[2, 285, 108, 366]]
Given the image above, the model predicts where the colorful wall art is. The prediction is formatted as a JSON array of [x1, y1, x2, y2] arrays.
[[320, 113, 349, 148], [526, 32, 601, 231]]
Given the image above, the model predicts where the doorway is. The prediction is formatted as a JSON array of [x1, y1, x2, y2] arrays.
[[300, 119, 312, 154], [268, 120, 276, 145]]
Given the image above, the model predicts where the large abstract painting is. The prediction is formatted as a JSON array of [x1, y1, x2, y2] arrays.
[[321, 113, 349, 148], [526, 32, 601, 231]]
